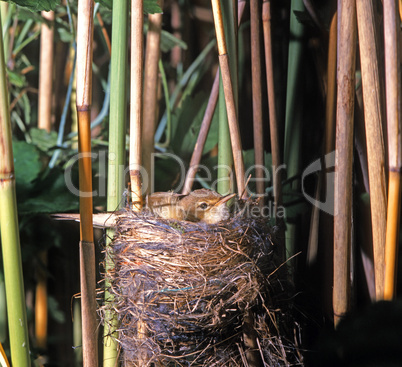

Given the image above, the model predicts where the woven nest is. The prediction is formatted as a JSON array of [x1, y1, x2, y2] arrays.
[[100, 207, 303, 366]]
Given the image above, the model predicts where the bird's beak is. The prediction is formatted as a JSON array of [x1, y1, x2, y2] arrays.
[[214, 193, 236, 206]]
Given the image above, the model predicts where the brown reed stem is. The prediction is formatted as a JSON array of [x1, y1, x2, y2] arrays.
[[356, 0, 387, 300], [182, 2, 246, 195], [142, 1, 164, 195], [250, 0, 264, 204], [211, 0, 246, 198], [38, 10, 54, 132], [182, 72, 219, 195], [262, 0, 282, 215], [383, 0, 402, 300], [36, 10, 54, 351], [333, 0, 356, 327], [76, 0, 98, 364], [130, 0, 144, 210]]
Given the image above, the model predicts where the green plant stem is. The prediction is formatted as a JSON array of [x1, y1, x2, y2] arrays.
[[107, 0, 129, 212], [104, 0, 129, 364], [0, 3, 14, 61], [0, 13, 30, 365], [214, 0, 240, 196], [284, 0, 305, 260]]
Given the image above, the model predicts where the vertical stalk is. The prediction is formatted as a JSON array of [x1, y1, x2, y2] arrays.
[[73, 299, 83, 366], [333, 0, 356, 326], [217, 74, 233, 196], [284, 0, 305, 259], [0, 13, 30, 367], [107, 0, 129, 210], [307, 11, 337, 264], [142, 1, 164, 194], [103, 0, 129, 365], [129, 0, 144, 209], [38, 10, 54, 132], [36, 10, 54, 351], [183, 0, 251, 195], [183, 72, 219, 194], [76, 0, 98, 365], [211, 0, 245, 197], [383, 0, 402, 300], [356, 0, 387, 300], [262, 0, 282, 216], [250, 0, 264, 203]]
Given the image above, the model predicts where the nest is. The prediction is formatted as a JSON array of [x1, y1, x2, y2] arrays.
[[100, 207, 303, 366]]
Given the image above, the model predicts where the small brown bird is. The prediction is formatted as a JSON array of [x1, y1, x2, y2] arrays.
[[147, 189, 236, 224], [53, 189, 236, 226]]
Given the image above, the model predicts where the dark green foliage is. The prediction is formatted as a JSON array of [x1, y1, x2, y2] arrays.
[[13, 139, 79, 214], [97, 0, 162, 14], [170, 92, 218, 160], [3, 0, 59, 12]]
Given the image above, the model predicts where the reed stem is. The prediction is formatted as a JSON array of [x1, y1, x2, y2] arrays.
[[129, 0, 144, 210], [333, 0, 357, 326], [103, 0, 129, 364], [211, 0, 245, 197], [142, 1, 164, 194], [250, 0, 264, 203], [183, 2, 246, 195], [38, 10, 54, 132], [383, 0, 402, 300], [76, 0, 98, 364], [356, 0, 387, 300], [0, 13, 30, 365], [262, 0, 282, 216]]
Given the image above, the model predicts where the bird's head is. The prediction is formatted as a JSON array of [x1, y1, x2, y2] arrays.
[[179, 189, 236, 224]]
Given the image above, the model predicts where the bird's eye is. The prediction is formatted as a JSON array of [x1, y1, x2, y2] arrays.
[[198, 202, 208, 210]]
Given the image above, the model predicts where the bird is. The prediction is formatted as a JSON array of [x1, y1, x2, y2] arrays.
[[147, 189, 236, 224], [52, 189, 236, 226]]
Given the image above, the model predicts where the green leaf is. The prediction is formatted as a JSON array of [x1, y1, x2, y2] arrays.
[[97, 0, 112, 10], [160, 29, 187, 53], [170, 92, 212, 160], [17, 167, 79, 214], [7, 69, 26, 88], [99, 0, 162, 14], [17, 8, 50, 23], [13, 140, 42, 187], [144, 0, 162, 14], [30, 128, 58, 153], [4, 0, 58, 12]]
